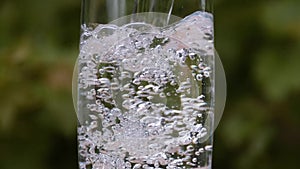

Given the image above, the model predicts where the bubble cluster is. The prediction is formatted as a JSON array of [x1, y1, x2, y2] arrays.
[[77, 11, 214, 169]]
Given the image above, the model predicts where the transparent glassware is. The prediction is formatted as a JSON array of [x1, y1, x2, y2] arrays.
[[73, 0, 226, 168]]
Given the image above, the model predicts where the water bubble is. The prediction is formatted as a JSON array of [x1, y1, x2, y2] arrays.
[[86, 91, 95, 100], [173, 159, 183, 166], [111, 82, 119, 90], [99, 69, 105, 74], [179, 135, 192, 145], [205, 145, 213, 151], [146, 159, 154, 165], [186, 145, 195, 152], [204, 71, 210, 77], [89, 115, 98, 120], [133, 79, 141, 85], [190, 65, 198, 71], [104, 66, 116, 73], [147, 96, 154, 100], [120, 71, 132, 79], [87, 60, 96, 68], [198, 63, 206, 69], [154, 160, 160, 168], [203, 32, 213, 41], [196, 74, 203, 81], [159, 93, 166, 98], [86, 104, 91, 109], [133, 164, 142, 169], [170, 80, 177, 86], [198, 148, 205, 153], [94, 25, 117, 39], [95, 99, 101, 105], [125, 22, 154, 32], [125, 162, 132, 168], [137, 90, 150, 98], [187, 161, 196, 167], [89, 121, 98, 129]]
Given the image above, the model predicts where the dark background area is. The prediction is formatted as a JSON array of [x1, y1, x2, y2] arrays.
[[0, 0, 299, 169]]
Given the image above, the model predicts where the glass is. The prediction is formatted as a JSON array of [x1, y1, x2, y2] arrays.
[[73, 0, 226, 168]]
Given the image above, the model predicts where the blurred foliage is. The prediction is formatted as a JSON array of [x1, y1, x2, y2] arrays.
[[0, 0, 299, 169]]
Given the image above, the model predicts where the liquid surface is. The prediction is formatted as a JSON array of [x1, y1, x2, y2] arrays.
[[77, 11, 214, 169]]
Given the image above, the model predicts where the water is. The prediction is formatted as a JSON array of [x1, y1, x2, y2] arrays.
[[77, 11, 214, 169]]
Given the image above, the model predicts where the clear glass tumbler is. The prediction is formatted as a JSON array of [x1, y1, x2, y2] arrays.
[[75, 0, 220, 168]]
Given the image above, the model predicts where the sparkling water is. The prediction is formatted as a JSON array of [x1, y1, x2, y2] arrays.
[[77, 11, 214, 169]]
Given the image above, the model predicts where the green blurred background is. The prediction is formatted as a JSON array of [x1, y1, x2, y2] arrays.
[[0, 0, 299, 169]]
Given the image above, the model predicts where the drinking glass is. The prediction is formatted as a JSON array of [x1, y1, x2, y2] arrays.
[[73, 0, 226, 168]]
